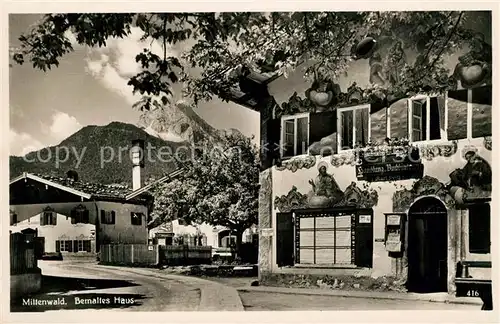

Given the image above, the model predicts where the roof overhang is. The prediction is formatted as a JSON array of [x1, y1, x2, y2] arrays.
[[10, 172, 92, 200]]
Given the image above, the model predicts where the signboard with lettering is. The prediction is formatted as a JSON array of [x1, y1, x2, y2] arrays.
[[356, 145, 423, 182]]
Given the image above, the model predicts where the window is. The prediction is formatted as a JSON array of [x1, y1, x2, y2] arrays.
[[280, 113, 309, 159], [71, 206, 90, 224], [290, 210, 373, 267], [100, 210, 116, 225], [41, 211, 57, 226], [448, 86, 492, 140], [408, 96, 443, 142], [468, 203, 490, 254], [297, 214, 353, 265], [11, 213, 18, 225], [337, 105, 370, 151], [75, 240, 91, 252], [131, 212, 143, 226], [56, 240, 73, 252]]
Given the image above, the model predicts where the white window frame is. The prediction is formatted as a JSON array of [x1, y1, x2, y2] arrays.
[[407, 94, 448, 143], [280, 112, 310, 159], [337, 104, 371, 152], [59, 240, 72, 252]]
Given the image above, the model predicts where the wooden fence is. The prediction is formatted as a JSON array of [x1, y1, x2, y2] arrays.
[[159, 245, 212, 266], [99, 244, 213, 267], [100, 244, 159, 266], [10, 232, 37, 275]]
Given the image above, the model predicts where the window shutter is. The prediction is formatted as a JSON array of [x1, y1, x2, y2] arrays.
[[355, 211, 373, 268], [370, 106, 387, 144], [111, 211, 116, 224], [131, 212, 134, 225], [40, 213, 44, 226], [100, 210, 106, 224], [55, 240, 60, 253], [389, 99, 409, 139], [264, 118, 281, 169], [52, 212, 57, 226], [67, 240, 73, 252], [447, 89, 468, 140], [309, 111, 337, 156], [276, 212, 294, 267], [83, 210, 90, 224], [468, 203, 490, 254], [73, 240, 78, 252], [471, 86, 492, 138], [84, 240, 91, 252]]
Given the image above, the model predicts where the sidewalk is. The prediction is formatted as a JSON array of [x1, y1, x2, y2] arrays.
[[237, 285, 483, 306]]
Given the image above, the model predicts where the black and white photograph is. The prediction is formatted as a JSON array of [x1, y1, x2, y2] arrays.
[[4, 2, 498, 322]]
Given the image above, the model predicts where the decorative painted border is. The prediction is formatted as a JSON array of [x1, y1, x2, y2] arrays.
[[276, 155, 317, 173], [418, 140, 458, 161]]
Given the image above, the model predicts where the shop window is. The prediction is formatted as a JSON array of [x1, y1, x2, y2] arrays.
[[337, 104, 370, 151], [276, 210, 373, 268], [280, 113, 309, 159], [100, 210, 116, 225], [468, 203, 490, 254], [131, 212, 143, 226], [408, 96, 443, 142]]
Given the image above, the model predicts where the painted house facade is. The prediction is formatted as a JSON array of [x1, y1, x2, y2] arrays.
[[249, 14, 492, 295]]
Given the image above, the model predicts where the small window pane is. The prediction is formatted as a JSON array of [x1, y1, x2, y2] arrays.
[[355, 109, 369, 147], [412, 117, 422, 131], [341, 110, 354, 149], [412, 130, 421, 142], [413, 102, 423, 117], [296, 117, 308, 155]]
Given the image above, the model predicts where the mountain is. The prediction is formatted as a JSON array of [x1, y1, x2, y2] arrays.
[[10, 122, 186, 186], [138, 100, 239, 144]]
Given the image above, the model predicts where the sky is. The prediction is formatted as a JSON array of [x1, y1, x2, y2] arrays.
[[8, 14, 260, 157]]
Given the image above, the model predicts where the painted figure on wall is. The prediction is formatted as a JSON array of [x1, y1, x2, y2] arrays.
[[449, 150, 492, 191], [369, 52, 386, 87], [308, 161, 344, 207], [384, 41, 407, 86]]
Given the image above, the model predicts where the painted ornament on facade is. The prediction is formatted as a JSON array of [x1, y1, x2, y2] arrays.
[[448, 149, 492, 204], [275, 155, 317, 173], [308, 161, 345, 208], [275, 162, 378, 212], [392, 176, 455, 213], [452, 33, 492, 89], [418, 140, 458, 161], [483, 136, 492, 151]]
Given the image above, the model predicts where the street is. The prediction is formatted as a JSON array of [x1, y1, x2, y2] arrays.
[[12, 260, 482, 312]]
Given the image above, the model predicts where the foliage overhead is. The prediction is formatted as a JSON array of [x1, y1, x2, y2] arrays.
[[11, 12, 489, 111], [148, 131, 260, 234]]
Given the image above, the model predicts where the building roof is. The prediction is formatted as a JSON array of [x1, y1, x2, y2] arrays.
[[10, 169, 184, 203]]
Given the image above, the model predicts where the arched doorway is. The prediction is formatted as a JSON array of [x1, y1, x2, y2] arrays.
[[407, 197, 448, 293]]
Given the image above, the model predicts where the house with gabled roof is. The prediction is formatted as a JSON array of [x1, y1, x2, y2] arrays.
[[9, 140, 184, 256]]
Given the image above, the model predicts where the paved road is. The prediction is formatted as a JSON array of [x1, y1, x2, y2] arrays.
[[239, 291, 480, 311], [17, 260, 202, 312]]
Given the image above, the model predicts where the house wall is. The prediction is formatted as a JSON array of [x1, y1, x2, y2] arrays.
[[267, 137, 491, 287], [10, 212, 95, 253], [10, 202, 98, 254], [96, 201, 148, 245], [258, 14, 492, 293]]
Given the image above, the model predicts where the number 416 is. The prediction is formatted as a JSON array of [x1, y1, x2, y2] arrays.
[[467, 290, 480, 297]]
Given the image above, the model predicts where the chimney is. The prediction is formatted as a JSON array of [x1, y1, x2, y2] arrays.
[[131, 139, 145, 191]]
